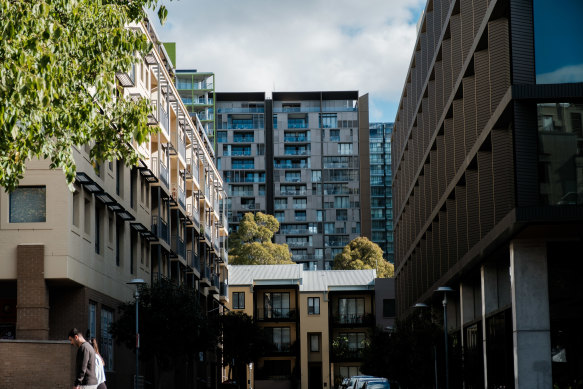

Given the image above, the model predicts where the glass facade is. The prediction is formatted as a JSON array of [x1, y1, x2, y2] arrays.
[[538, 103, 583, 205], [369, 123, 394, 263], [534, 0, 583, 84]]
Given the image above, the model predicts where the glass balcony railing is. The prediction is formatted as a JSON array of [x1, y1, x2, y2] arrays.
[[220, 282, 228, 297], [280, 188, 307, 196], [159, 104, 169, 134], [151, 215, 169, 245], [258, 308, 296, 321], [274, 162, 308, 169], [171, 235, 186, 259], [217, 107, 264, 113], [284, 135, 310, 142], [178, 186, 186, 209], [233, 136, 255, 143], [187, 249, 200, 271], [159, 160, 169, 188], [284, 148, 309, 156]]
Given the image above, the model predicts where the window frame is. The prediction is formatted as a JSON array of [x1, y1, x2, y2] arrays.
[[308, 297, 320, 315]]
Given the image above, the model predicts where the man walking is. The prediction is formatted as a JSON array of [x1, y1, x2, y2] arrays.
[[68, 328, 98, 389]]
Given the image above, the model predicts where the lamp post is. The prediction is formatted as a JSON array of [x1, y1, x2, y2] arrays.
[[413, 303, 438, 389], [128, 278, 146, 389], [435, 286, 454, 389]]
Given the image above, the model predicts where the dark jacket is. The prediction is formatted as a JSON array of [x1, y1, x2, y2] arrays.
[[74, 341, 98, 386]]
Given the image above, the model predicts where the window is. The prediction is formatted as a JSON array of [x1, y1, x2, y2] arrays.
[[95, 203, 102, 254], [325, 222, 334, 234], [275, 198, 287, 210], [264, 292, 290, 318], [116, 160, 123, 197], [339, 332, 366, 351], [101, 307, 114, 371], [9, 186, 46, 223], [338, 298, 365, 324], [336, 209, 348, 221], [232, 292, 245, 309], [338, 143, 353, 155], [310, 334, 320, 352], [84, 198, 91, 234], [383, 299, 396, 318], [339, 366, 361, 380], [73, 187, 80, 227], [317, 210, 323, 222], [285, 171, 301, 182], [275, 211, 285, 223], [308, 297, 320, 315], [257, 144, 265, 155], [273, 114, 278, 129], [88, 302, 97, 339], [115, 219, 123, 266], [295, 210, 306, 221], [311, 170, 321, 182], [130, 167, 137, 209], [293, 198, 307, 209], [216, 157, 221, 170], [334, 196, 349, 208], [217, 131, 228, 143], [330, 129, 340, 141], [266, 327, 291, 352], [320, 113, 338, 128]]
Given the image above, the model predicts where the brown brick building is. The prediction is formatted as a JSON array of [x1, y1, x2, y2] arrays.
[[393, 0, 583, 387]]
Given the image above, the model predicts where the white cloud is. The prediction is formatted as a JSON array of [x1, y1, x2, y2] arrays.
[[150, 0, 425, 121]]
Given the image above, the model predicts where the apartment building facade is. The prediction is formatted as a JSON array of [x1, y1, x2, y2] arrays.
[[175, 70, 216, 148], [214, 91, 371, 270], [0, 20, 228, 389], [227, 264, 377, 389], [393, 0, 583, 387], [369, 122, 394, 263]]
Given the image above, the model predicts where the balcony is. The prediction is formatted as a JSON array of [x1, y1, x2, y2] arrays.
[[177, 135, 186, 160], [284, 134, 310, 142], [204, 225, 212, 242], [187, 249, 200, 271], [331, 313, 375, 327], [220, 282, 228, 298], [284, 148, 309, 156], [274, 161, 308, 169], [280, 227, 310, 235], [171, 235, 186, 259], [257, 308, 297, 321], [152, 157, 169, 188], [286, 240, 310, 247], [159, 104, 169, 134], [280, 188, 307, 196], [186, 202, 200, 228], [240, 203, 259, 210], [233, 135, 255, 143], [217, 107, 264, 114], [151, 215, 169, 245], [172, 185, 186, 210]]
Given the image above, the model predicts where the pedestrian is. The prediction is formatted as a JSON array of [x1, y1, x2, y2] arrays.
[[68, 328, 98, 389], [90, 338, 108, 389]]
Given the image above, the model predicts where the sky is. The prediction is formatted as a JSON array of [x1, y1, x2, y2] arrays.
[[150, 0, 426, 123]]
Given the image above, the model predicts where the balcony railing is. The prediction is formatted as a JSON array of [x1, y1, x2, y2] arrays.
[[211, 274, 219, 288], [286, 240, 310, 247], [217, 107, 264, 114], [220, 282, 228, 297], [231, 190, 254, 197], [178, 186, 186, 209], [257, 308, 297, 321], [240, 203, 258, 210], [204, 225, 212, 242], [152, 157, 169, 188], [331, 313, 375, 327], [203, 265, 211, 280], [233, 136, 255, 143], [159, 104, 169, 134], [171, 235, 186, 259], [284, 135, 310, 142], [187, 249, 200, 271], [280, 228, 310, 235], [187, 202, 200, 228], [151, 215, 169, 244], [284, 149, 309, 156], [280, 188, 307, 196], [177, 136, 186, 160], [274, 162, 308, 169]]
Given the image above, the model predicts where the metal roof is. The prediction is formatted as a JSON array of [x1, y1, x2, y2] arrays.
[[228, 265, 376, 291]]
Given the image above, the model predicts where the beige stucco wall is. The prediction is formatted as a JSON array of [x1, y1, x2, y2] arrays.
[[299, 291, 330, 389]]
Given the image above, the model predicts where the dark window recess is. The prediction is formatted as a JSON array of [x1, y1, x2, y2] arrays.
[[383, 299, 396, 318]]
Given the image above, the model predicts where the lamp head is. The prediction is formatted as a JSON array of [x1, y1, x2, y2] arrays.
[[435, 286, 454, 293], [127, 278, 146, 286], [413, 303, 429, 308]]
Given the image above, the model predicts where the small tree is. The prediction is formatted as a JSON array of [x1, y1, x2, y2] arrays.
[[220, 312, 272, 387], [229, 212, 294, 265], [110, 279, 220, 389], [333, 237, 394, 277], [0, 0, 168, 191]]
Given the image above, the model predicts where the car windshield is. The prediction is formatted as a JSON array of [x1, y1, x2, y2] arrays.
[[365, 382, 390, 389]]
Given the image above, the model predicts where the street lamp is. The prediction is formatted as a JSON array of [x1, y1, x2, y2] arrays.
[[435, 286, 454, 389], [127, 278, 146, 389], [413, 302, 438, 389]]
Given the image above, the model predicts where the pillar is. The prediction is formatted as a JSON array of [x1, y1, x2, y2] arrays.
[[16, 244, 49, 340], [510, 240, 552, 389], [481, 262, 500, 388]]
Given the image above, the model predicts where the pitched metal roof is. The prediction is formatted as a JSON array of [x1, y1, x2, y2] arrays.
[[228, 265, 376, 291]]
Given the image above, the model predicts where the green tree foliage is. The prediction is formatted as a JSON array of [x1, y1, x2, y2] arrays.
[[220, 312, 272, 385], [0, 0, 167, 191], [110, 279, 220, 389], [229, 212, 294, 265], [333, 236, 395, 277]]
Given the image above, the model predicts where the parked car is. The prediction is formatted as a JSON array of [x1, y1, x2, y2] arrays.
[[346, 375, 375, 389], [339, 377, 351, 389], [362, 380, 391, 389], [355, 377, 388, 389]]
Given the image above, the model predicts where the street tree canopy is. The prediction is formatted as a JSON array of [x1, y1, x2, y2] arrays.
[[333, 236, 394, 278], [229, 212, 294, 265], [0, 0, 167, 191]]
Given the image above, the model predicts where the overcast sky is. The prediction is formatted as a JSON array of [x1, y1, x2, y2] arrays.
[[150, 0, 426, 123]]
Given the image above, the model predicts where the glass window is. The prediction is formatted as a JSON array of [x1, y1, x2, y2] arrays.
[[336, 209, 348, 221], [317, 210, 323, 222], [88, 302, 97, 339], [308, 297, 320, 315], [325, 222, 334, 234], [330, 129, 340, 141], [310, 334, 320, 352], [338, 298, 365, 324], [266, 327, 291, 352], [232, 292, 245, 309], [275, 211, 285, 223], [293, 198, 307, 209], [534, 0, 583, 84], [320, 113, 338, 129], [383, 299, 396, 318], [295, 210, 306, 221], [537, 103, 583, 205], [311, 170, 321, 182], [275, 198, 288, 210], [338, 143, 353, 155], [264, 292, 291, 318], [217, 131, 228, 143], [9, 186, 46, 223], [339, 332, 366, 350], [101, 307, 114, 371], [334, 196, 349, 208]]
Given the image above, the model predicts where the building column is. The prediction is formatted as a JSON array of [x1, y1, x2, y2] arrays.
[[481, 262, 499, 389], [510, 240, 552, 389], [16, 244, 49, 340]]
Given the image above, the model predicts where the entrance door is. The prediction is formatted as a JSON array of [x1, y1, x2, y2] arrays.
[[308, 363, 322, 389]]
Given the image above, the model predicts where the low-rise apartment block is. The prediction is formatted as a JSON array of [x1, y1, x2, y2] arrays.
[[228, 264, 385, 389], [0, 19, 228, 389]]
